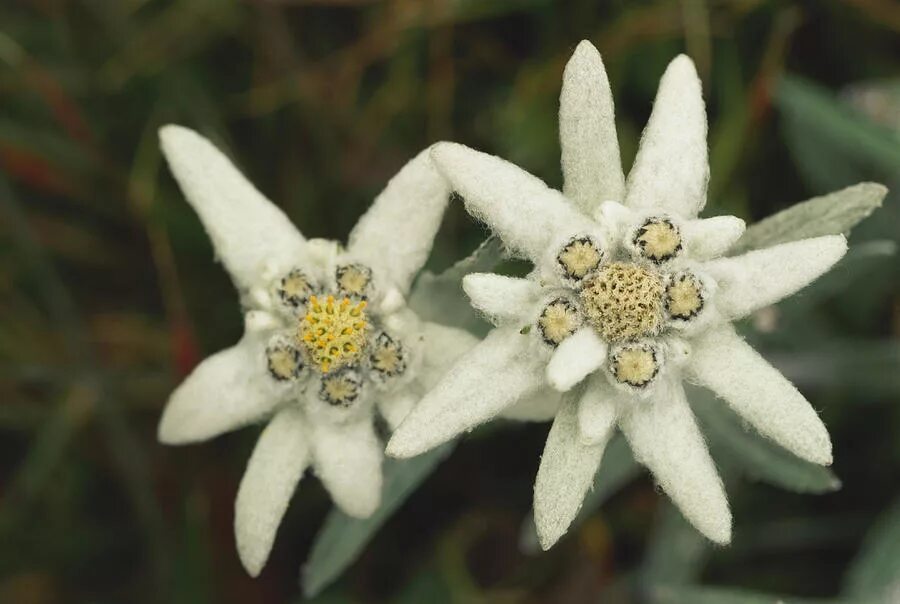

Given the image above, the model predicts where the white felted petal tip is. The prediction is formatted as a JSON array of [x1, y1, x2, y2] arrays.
[[462, 273, 543, 325], [546, 327, 607, 392], [387, 327, 543, 458], [430, 143, 589, 262], [577, 376, 619, 446], [158, 333, 282, 445], [159, 126, 305, 289], [235, 407, 310, 577], [534, 393, 615, 550], [418, 321, 480, 390], [682, 215, 746, 260], [348, 147, 451, 295], [310, 418, 383, 518], [619, 378, 732, 544], [624, 55, 708, 219], [689, 326, 832, 465], [707, 235, 848, 320], [560, 40, 625, 213]]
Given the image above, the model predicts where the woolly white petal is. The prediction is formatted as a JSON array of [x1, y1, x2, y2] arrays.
[[546, 327, 607, 392], [310, 418, 383, 518], [577, 376, 619, 446], [706, 235, 848, 320], [682, 215, 746, 260], [462, 273, 543, 325], [387, 327, 542, 458], [234, 407, 310, 577], [560, 40, 624, 213], [534, 392, 614, 550], [624, 56, 708, 218], [689, 325, 832, 465], [377, 390, 418, 431], [158, 331, 284, 445], [431, 143, 589, 262], [159, 125, 306, 289], [502, 387, 563, 422], [348, 148, 451, 295], [418, 320, 479, 389], [619, 378, 731, 544]]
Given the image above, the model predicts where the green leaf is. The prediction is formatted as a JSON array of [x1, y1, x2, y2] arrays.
[[776, 76, 900, 192], [301, 443, 455, 598], [647, 585, 846, 604], [734, 182, 887, 253], [766, 340, 900, 398], [519, 434, 641, 553], [844, 498, 900, 600], [690, 389, 841, 495], [408, 236, 504, 333]]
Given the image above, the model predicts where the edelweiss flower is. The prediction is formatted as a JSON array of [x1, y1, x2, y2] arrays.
[[156, 126, 474, 575], [387, 42, 847, 549]]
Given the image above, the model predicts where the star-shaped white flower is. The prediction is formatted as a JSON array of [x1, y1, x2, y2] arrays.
[[387, 42, 847, 549], [156, 126, 475, 575]]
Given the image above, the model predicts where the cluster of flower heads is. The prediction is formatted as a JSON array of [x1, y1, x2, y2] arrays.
[[158, 40, 871, 576]]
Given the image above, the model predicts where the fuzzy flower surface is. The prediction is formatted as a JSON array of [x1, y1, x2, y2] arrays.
[[387, 42, 847, 549], [157, 126, 475, 575]]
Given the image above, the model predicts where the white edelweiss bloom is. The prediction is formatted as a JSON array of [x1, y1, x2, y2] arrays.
[[156, 126, 476, 576], [387, 41, 848, 550]]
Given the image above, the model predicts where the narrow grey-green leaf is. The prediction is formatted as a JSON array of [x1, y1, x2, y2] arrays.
[[647, 584, 846, 604], [691, 389, 840, 494], [734, 182, 886, 253], [844, 498, 900, 600], [408, 236, 504, 333], [301, 442, 455, 598], [519, 434, 640, 553]]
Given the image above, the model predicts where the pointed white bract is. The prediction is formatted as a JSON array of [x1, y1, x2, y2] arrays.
[[235, 407, 310, 577], [707, 235, 847, 320], [430, 143, 589, 261], [560, 40, 624, 213], [310, 419, 383, 518], [689, 326, 832, 465], [158, 332, 283, 445], [463, 273, 543, 325], [534, 394, 611, 550], [623, 55, 708, 218], [348, 149, 453, 294], [387, 327, 544, 458], [577, 377, 619, 446], [682, 215, 746, 259], [399, 40, 858, 549], [157, 127, 473, 576], [159, 126, 306, 289], [546, 328, 607, 392], [619, 379, 731, 544]]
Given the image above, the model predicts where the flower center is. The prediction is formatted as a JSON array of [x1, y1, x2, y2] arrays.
[[633, 218, 682, 263], [299, 295, 369, 373], [579, 262, 664, 342]]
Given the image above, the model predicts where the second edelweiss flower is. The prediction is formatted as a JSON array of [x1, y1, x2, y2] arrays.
[[156, 127, 474, 576], [387, 41, 848, 549]]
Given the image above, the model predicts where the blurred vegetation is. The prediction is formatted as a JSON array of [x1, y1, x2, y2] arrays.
[[1, 0, 898, 602]]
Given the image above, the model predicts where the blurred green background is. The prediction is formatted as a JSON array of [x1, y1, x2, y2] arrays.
[[1, 1, 899, 602]]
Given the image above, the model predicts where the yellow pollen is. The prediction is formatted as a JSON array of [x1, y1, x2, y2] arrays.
[[298, 294, 369, 373], [579, 262, 664, 343]]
